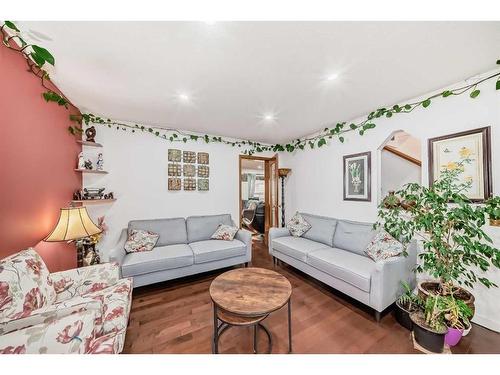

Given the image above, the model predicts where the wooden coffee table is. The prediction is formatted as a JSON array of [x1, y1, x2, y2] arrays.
[[209, 267, 292, 354]]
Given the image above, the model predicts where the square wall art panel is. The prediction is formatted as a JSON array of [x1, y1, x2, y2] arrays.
[[198, 179, 209, 191], [168, 149, 182, 162]]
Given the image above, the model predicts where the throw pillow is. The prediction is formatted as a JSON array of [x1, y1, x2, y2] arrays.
[[286, 212, 311, 237], [364, 230, 403, 262], [0, 248, 56, 322], [124, 230, 159, 253], [211, 224, 239, 241]]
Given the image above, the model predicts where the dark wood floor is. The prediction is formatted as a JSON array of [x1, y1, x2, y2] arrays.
[[123, 238, 500, 354]]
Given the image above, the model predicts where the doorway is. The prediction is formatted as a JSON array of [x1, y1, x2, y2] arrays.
[[239, 154, 279, 245]]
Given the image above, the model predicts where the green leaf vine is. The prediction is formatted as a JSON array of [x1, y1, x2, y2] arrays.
[[3, 20, 500, 154]]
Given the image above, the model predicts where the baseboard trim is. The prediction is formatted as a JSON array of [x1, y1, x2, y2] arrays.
[[473, 314, 500, 333]]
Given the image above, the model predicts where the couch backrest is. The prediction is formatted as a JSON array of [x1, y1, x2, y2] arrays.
[[299, 212, 337, 247], [333, 219, 375, 256], [128, 218, 187, 247], [186, 214, 233, 243]]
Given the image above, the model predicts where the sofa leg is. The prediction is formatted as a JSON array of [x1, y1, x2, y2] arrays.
[[245, 262, 250, 268], [374, 311, 381, 323]]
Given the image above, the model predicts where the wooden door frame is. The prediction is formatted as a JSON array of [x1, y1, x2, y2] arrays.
[[238, 154, 279, 242]]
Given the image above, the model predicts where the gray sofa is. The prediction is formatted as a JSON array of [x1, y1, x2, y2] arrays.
[[109, 214, 252, 288], [269, 213, 416, 320]]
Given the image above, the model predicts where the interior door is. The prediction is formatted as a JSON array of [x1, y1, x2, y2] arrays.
[[264, 155, 279, 245]]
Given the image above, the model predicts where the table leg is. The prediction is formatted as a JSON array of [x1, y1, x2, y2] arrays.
[[213, 304, 219, 354], [253, 324, 258, 354], [288, 298, 292, 353]]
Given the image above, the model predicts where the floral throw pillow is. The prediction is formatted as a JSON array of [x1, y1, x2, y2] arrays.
[[211, 224, 239, 241], [124, 230, 159, 253], [365, 230, 403, 262], [0, 248, 56, 322], [286, 212, 311, 237]]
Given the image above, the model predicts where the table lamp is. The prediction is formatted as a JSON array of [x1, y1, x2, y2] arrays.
[[44, 206, 102, 267]]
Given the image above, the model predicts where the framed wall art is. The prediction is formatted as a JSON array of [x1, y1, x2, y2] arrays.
[[198, 152, 209, 164], [198, 179, 209, 191], [428, 126, 492, 202], [168, 178, 181, 191], [168, 149, 181, 162], [343, 151, 371, 201], [183, 151, 196, 163], [198, 165, 209, 178], [183, 164, 196, 177], [184, 178, 196, 191], [168, 163, 182, 176]]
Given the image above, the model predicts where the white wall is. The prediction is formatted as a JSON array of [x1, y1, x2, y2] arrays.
[[280, 69, 500, 331], [82, 126, 272, 257], [380, 150, 421, 200]]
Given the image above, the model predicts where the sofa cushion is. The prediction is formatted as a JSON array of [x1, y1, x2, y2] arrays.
[[300, 213, 337, 247], [189, 239, 246, 264], [286, 212, 312, 237], [307, 247, 376, 292], [186, 214, 233, 243], [332, 220, 375, 256], [272, 236, 331, 262], [128, 218, 187, 247], [124, 229, 159, 253], [211, 224, 239, 241], [121, 244, 193, 277]]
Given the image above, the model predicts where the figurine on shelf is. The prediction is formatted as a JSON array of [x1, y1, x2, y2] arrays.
[[77, 152, 85, 170], [85, 126, 97, 143], [103, 192, 114, 200], [84, 159, 93, 170], [83, 188, 105, 200], [96, 153, 104, 171], [73, 189, 84, 201]]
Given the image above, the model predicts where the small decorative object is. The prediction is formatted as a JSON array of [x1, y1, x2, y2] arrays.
[[96, 153, 104, 171], [184, 178, 196, 191], [278, 168, 291, 227], [198, 178, 209, 191], [168, 178, 181, 191], [103, 192, 114, 200], [73, 189, 84, 201], [83, 188, 105, 200], [82, 243, 100, 267], [428, 126, 492, 202], [168, 163, 182, 176], [198, 152, 209, 164], [77, 152, 86, 169], [343, 151, 371, 201], [183, 151, 196, 163], [183, 164, 196, 177], [383, 191, 400, 209], [168, 149, 182, 162], [84, 159, 93, 170], [85, 126, 97, 142], [198, 165, 210, 178]]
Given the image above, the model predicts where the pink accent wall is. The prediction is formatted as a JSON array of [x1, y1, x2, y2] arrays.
[[0, 43, 81, 272]]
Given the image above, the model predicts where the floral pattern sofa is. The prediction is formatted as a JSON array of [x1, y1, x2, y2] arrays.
[[0, 248, 132, 354]]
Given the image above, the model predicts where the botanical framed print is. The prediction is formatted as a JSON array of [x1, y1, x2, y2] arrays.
[[198, 152, 209, 164], [168, 178, 181, 191], [168, 149, 181, 162], [198, 179, 209, 191], [343, 152, 371, 201], [428, 126, 492, 202]]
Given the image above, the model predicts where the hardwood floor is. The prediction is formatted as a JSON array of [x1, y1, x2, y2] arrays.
[[123, 238, 500, 354]]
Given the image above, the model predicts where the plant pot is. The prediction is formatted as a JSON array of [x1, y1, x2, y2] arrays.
[[410, 312, 446, 353], [401, 199, 416, 211], [383, 191, 400, 209], [462, 322, 472, 337], [394, 301, 413, 330], [417, 281, 475, 317], [490, 218, 500, 227], [444, 327, 463, 346]]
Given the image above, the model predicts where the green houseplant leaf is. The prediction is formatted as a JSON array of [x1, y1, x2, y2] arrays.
[[32, 45, 55, 65]]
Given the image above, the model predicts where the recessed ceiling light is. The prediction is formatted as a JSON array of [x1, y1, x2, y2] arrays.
[[178, 93, 190, 102], [326, 73, 339, 81], [264, 114, 275, 121]]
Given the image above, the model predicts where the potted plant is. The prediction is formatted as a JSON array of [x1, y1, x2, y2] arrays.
[[410, 294, 448, 353], [377, 158, 500, 317], [442, 295, 473, 346], [486, 196, 500, 227], [394, 281, 422, 330], [383, 191, 401, 209]]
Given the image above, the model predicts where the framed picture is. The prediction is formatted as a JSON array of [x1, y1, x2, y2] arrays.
[[343, 151, 371, 201], [428, 126, 492, 202], [168, 149, 181, 162]]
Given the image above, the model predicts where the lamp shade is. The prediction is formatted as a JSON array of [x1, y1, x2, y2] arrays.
[[44, 207, 102, 242], [278, 168, 291, 178]]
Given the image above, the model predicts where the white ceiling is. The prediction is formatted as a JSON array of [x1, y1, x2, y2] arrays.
[[19, 21, 500, 144]]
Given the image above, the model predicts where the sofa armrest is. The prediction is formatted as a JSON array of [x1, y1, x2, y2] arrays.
[[0, 297, 102, 336], [0, 309, 98, 354], [235, 228, 252, 262], [370, 240, 417, 312], [108, 228, 128, 266], [268, 227, 290, 255], [51, 263, 121, 301]]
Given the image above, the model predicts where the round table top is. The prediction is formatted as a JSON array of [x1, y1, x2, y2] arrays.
[[209, 267, 292, 316]]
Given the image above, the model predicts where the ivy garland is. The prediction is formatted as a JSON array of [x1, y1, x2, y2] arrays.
[[3, 20, 500, 155]]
